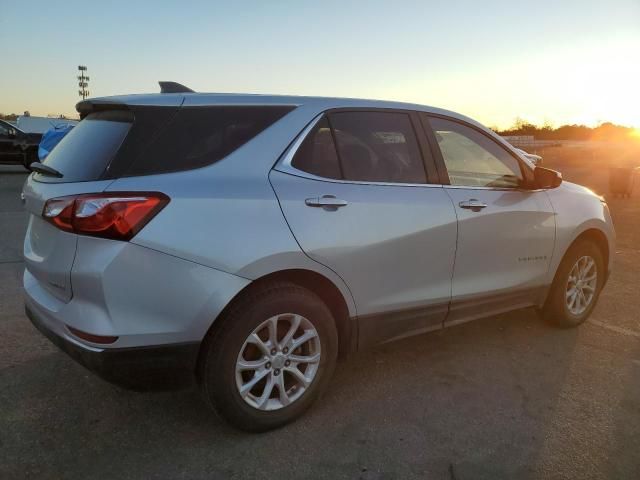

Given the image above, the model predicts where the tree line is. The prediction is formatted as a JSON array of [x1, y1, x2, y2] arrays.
[[495, 118, 637, 141], [1, 113, 72, 121]]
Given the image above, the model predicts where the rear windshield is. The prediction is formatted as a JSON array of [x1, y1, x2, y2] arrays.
[[35, 105, 295, 183], [36, 111, 132, 183]]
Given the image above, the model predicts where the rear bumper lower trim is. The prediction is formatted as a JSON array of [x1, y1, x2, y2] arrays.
[[26, 304, 200, 391]]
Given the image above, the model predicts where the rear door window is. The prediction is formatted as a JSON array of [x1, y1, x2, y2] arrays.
[[330, 112, 427, 183], [290, 111, 428, 184]]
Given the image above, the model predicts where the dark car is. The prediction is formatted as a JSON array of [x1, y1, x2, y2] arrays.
[[0, 119, 41, 169]]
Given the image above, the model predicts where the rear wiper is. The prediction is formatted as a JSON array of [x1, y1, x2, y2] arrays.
[[30, 162, 64, 178]]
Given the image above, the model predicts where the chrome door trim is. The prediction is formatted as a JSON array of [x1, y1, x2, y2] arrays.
[[444, 184, 547, 193]]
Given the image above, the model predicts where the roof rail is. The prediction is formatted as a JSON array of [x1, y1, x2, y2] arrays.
[[158, 81, 195, 94]]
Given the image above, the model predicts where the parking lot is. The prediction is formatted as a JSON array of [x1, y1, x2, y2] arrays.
[[1, 159, 639, 479]]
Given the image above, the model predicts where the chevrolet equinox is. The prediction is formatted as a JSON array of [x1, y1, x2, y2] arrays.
[[23, 82, 615, 431]]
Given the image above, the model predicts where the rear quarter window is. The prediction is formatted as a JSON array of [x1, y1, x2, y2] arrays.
[[291, 116, 342, 179], [124, 106, 295, 177]]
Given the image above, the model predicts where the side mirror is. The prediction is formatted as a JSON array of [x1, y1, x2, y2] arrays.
[[534, 166, 562, 189]]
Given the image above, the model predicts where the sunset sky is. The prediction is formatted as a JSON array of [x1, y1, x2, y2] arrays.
[[1, 0, 638, 129]]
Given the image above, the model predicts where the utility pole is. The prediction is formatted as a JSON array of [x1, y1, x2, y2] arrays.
[[77, 65, 90, 100]]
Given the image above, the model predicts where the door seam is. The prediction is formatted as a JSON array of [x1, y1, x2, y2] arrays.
[[442, 187, 460, 327]]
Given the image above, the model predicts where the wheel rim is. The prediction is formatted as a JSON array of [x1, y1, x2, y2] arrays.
[[565, 255, 598, 316], [235, 313, 321, 411]]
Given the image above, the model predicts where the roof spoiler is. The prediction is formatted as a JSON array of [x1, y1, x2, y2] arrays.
[[76, 100, 129, 119], [159, 81, 194, 94]]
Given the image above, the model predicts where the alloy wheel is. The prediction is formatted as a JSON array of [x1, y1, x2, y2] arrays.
[[235, 313, 321, 411], [565, 255, 598, 316]]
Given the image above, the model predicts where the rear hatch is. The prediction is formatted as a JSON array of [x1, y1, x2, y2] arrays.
[[22, 111, 135, 302]]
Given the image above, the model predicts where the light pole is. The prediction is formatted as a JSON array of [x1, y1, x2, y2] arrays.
[[77, 65, 90, 100]]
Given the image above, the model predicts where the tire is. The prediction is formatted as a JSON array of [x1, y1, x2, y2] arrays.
[[540, 239, 605, 328], [198, 281, 338, 432]]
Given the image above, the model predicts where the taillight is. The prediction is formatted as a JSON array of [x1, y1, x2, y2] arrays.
[[42, 192, 169, 241], [42, 197, 75, 232]]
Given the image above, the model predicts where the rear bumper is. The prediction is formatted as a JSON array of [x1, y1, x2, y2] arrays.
[[22, 238, 250, 390], [26, 304, 199, 391]]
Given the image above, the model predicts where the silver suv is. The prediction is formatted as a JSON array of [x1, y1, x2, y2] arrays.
[[23, 84, 615, 431]]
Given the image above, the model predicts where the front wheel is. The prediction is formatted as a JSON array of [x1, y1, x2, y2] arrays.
[[198, 282, 338, 432], [540, 239, 605, 328]]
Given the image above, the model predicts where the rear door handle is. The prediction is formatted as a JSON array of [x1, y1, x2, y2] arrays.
[[305, 195, 348, 208], [458, 199, 488, 211]]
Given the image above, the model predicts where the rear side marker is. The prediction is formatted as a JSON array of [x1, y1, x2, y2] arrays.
[[43, 192, 170, 241]]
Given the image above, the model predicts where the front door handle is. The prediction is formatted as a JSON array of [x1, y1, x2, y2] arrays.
[[458, 199, 488, 211], [305, 195, 348, 209]]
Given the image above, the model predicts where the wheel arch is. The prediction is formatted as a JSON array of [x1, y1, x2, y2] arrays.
[[571, 228, 610, 271], [548, 225, 611, 293], [198, 268, 357, 371]]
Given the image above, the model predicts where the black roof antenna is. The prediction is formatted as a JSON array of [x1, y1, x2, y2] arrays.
[[159, 81, 195, 94]]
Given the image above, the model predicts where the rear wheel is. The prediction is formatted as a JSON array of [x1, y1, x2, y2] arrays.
[[540, 239, 604, 328], [199, 282, 338, 432]]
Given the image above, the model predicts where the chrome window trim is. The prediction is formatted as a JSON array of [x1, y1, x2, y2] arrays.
[[275, 113, 443, 189], [444, 184, 546, 193]]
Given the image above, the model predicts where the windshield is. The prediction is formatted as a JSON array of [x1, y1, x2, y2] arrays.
[[0, 120, 23, 136]]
